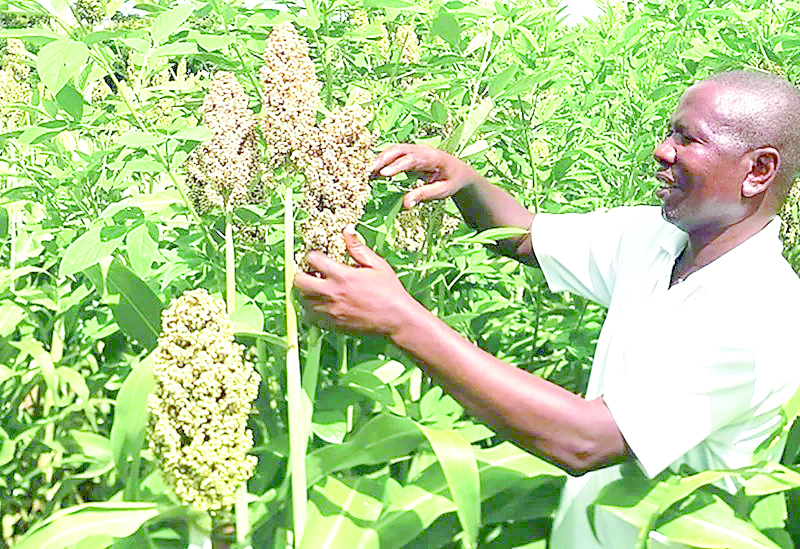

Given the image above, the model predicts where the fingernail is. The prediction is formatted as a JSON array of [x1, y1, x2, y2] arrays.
[[344, 223, 356, 235], [380, 167, 391, 176], [408, 200, 417, 208]]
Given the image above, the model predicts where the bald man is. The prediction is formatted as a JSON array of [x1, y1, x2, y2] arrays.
[[294, 70, 800, 548]]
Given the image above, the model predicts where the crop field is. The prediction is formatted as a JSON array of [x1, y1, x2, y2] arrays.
[[1, 0, 800, 547]]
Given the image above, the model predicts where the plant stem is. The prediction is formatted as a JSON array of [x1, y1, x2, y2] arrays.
[[224, 209, 251, 547], [283, 187, 307, 546]]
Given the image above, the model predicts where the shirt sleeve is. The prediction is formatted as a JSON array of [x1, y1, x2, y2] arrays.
[[601, 288, 758, 478], [529, 207, 648, 308]]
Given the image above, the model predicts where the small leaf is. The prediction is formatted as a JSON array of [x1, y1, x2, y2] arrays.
[[37, 39, 89, 93], [106, 260, 164, 350]]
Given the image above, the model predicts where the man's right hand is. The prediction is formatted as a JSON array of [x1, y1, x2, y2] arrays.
[[372, 144, 480, 209]]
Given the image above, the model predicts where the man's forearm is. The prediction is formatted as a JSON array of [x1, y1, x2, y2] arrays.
[[452, 174, 537, 264], [390, 298, 629, 475]]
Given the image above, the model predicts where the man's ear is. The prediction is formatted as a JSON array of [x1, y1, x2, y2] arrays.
[[742, 147, 781, 198]]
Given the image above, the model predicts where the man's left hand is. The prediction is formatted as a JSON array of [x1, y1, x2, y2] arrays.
[[294, 225, 418, 336]]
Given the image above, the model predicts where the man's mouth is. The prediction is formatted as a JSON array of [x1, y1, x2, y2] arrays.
[[655, 173, 678, 199]]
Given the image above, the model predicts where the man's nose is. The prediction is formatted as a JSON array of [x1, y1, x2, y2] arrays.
[[653, 137, 676, 166]]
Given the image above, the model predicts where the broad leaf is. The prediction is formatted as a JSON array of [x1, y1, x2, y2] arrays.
[[306, 414, 425, 485], [300, 476, 384, 549], [60, 226, 125, 278], [151, 3, 195, 45], [37, 39, 89, 93], [106, 260, 164, 350], [14, 503, 162, 549], [657, 494, 781, 548]]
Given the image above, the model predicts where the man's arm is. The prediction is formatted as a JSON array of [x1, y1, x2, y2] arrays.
[[295, 229, 631, 476], [374, 144, 538, 265]]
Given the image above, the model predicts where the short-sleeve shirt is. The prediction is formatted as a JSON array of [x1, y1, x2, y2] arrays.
[[529, 206, 800, 549]]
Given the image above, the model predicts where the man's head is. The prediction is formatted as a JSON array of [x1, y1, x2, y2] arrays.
[[653, 70, 800, 233]]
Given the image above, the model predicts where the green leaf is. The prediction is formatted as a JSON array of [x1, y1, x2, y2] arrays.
[[68, 430, 114, 479], [306, 414, 425, 485], [36, 39, 89, 93], [60, 226, 125, 278], [55, 84, 84, 122], [339, 369, 397, 409], [448, 97, 494, 155], [418, 426, 480, 548], [110, 352, 155, 497], [151, 3, 195, 46], [375, 484, 458, 548], [312, 410, 347, 444], [594, 466, 731, 541], [300, 476, 383, 549], [151, 42, 198, 57], [0, 301, 25, 337], [106, 260, 164, 350], [56, 366, 90, 402], [169, 126, 212, 142], [363, 0, 416, 7], [118, 131, 166, 148], [125, 224, 161, 277], [11, 338, 57, 395], [374, 443, 563, 548], [432, 11, 462, 50], [229, 294, 264, 333], [0, 427, 15, 466], [194, 33, 236, 52], [657, 494, 781, 548], [14, 503, 162, 549]]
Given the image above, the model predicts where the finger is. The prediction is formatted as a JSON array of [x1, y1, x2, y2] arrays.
[[403, 180, 454, 208], [343, 224, 387, 269], [304, 250, 349, 279], [373, 145, 411, 175], [294, 270, 330, 298], [376, 153, 425, 178]]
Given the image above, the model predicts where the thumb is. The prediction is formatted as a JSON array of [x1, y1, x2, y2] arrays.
[[343, 224, 385, 268]]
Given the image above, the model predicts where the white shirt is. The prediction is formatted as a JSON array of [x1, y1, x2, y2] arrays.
[[529, 206, 800, 548]]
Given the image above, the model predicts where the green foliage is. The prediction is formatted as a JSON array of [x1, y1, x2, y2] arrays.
[[2, 0, 800, 547]]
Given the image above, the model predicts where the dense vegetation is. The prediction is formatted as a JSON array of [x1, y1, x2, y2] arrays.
[[1, 0, 800, 547]]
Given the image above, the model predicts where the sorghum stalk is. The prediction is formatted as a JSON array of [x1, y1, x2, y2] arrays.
[[224, 208, 250, 547], [284, 187, 307, 545]]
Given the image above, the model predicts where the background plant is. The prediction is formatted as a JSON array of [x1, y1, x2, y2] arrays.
[[2, 0, 800, 547]]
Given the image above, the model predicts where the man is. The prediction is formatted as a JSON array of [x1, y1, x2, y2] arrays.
[[294, 70, 800, 547]]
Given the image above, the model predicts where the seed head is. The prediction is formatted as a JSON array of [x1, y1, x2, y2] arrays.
[[395, 25, 421, 64], [0, 39, 31, 132], [185, 71, 262, 213], [147, 289, 261, 512], [259, 22, 322, 167], [392, 202, 460, 253], [298, 105, 378, 270], [74, 0, 105, 23]]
